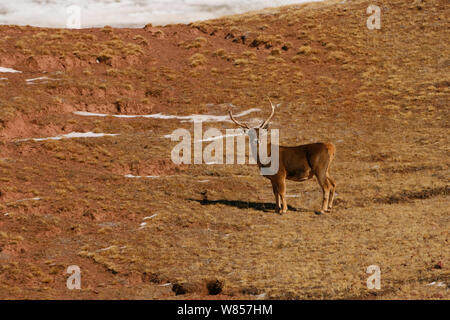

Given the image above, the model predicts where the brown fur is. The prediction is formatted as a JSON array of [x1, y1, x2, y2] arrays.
[[264, 142, 336, 214], [229, 101, 336, 214]]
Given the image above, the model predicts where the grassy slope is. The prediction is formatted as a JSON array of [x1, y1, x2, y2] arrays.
[[0, 0, 448, 299]]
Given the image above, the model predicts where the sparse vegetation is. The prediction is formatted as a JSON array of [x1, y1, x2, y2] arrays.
[[0, 0, 448, 300], [189, 53, 207, 67]]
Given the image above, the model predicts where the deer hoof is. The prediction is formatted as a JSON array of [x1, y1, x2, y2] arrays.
[[315, 210, 324, 215]]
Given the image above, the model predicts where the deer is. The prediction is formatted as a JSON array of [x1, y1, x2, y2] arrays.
[[228, 99, 336, 215]]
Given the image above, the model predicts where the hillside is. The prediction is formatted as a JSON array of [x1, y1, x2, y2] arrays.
[[0, 0, 448, 299]]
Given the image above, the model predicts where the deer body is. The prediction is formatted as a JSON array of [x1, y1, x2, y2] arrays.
[[229, 100, 336, 215], [265, 142, 336, 214]]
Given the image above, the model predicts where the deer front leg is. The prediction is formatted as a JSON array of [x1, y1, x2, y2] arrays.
[[315, 172, 331, 214], [271, 179, 281, 213]]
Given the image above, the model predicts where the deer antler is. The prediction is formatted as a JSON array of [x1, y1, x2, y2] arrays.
[[259, 97, 276, 129], [228, 108, 250, 129]]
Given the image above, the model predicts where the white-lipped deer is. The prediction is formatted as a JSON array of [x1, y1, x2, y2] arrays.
[[228, 99, 336, 214]]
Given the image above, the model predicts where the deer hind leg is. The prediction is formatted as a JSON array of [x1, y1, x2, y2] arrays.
[[315, 172, 331, 214], [270, 179, 281, 213], [326, 175, 336, 212]]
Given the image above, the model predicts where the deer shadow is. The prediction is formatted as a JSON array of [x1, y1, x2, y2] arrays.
[[187, 198, 309, 214]]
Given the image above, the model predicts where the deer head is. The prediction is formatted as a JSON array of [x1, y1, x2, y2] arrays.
[[228, 97, 276, 145]]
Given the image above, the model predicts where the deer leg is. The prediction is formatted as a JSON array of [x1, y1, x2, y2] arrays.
[[271, 180, 281, 213], [316, 173, 331, 214], [326, 176, 336, 212], [278, 178, 287, 214]]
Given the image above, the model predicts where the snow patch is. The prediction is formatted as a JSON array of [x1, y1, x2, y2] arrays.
[[15, 132, 119, 142], [9, 197, 41, 204], [159, 283, 172, 287], [74, 108, 260, 123], [196, 132, 245, 142], [0, 67, 21, 73], [426, 281, 446, 288], [26, 76, 59, 84], [124, 174, 160, 179], [0, 0, 324, 28], [143, 214, 158, 220]]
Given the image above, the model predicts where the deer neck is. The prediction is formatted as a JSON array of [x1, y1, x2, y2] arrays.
[[249, 139, 272, 168]]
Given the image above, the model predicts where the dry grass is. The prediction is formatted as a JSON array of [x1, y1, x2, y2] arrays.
[[189, 53, 207, 67], [0, 0, 448, 300]]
